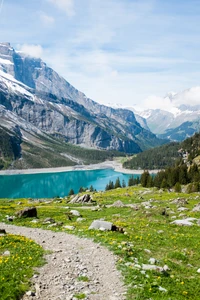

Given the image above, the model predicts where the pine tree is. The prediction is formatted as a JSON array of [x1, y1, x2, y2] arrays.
[[114, 177, 121, 188], [122, 179, 126, 188], [174, 182, 181, 193], [141, 171, 150, 187], [79, 187, 84, 193], [68, 189, 75, 196], [90, 185, 94, 192], [128, 175, 134, 186]]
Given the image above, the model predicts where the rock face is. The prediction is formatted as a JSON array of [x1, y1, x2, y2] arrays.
[[0, 42, 165, 155], [69, 194, 94, 204]]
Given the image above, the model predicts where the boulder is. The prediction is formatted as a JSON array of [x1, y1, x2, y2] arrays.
[[16, 207, 37, 218], [70, 210, 81, 217], [69, 194, 94, 204], [170, 219, 195, 226], [89, 220, 124, 233], [192, 202, 200, 212], [44, 217, 55, 223], [112, 200, 125, 207], [171, 198, 188, 205], [89, 220, 113, 231]]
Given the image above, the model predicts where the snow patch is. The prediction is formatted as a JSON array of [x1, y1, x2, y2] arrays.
[[0, 58, 13, 65]]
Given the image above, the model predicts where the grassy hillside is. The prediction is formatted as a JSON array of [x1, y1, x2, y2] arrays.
[[123, 132, 200, 170], [0, 186, 200, 299]]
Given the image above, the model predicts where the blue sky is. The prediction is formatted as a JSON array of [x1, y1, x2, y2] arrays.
[[1, 0, 200, 110]]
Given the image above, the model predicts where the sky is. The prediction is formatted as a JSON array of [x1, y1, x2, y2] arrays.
[[0, 0, 200, 110]]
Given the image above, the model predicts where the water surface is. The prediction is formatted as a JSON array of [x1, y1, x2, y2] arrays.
[[0, 169, 139, 199]]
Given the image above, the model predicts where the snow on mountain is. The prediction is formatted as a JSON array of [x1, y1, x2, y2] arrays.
[[0, 42, 165, 155], [134, 88, 200, 140], [0, 69, 34, 99]]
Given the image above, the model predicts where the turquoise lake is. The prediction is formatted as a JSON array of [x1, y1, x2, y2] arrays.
[[0, 169, 139, 199]]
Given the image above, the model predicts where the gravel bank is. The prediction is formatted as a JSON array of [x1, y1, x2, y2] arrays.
[[0, 160, 158, 175], [0, 223, 126, 300]]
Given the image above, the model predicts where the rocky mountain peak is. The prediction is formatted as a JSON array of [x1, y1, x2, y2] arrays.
[[0, 43, 166, 156]]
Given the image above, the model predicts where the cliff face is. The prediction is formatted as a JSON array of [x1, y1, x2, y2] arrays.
[[0, 43, 165, 154]]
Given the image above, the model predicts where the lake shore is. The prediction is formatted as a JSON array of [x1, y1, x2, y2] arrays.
[[0, 160, 159, 175]]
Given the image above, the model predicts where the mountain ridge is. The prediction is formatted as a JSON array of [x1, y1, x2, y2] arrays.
[[0, 43, 166, 169]]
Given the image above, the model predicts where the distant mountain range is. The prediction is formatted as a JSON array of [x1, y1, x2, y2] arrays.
[[112, 90, 200, 142], [0, 43, 166, 169]]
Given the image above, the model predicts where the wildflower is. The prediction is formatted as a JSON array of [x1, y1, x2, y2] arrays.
[[183, 291, 188, 295]]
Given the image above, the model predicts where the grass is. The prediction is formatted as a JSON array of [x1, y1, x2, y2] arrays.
[[0, 233, 45, 300], [0, 186, 200, 299]]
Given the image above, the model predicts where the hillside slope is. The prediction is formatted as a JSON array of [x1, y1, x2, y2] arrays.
[[123, 132, 200, 170]]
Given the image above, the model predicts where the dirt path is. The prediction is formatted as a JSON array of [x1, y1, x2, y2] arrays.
[[0, 223, 126, 300]]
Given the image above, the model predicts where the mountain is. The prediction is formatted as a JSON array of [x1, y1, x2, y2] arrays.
[[0, 43, 166, 169], [158, 120, 200, 141], [123, 132, 200, 170], [134, 91, 200, 141]]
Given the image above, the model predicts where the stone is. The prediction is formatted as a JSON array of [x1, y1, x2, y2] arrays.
[[6, 216, 15, 221], [112, 200, 125, 207], [63, 225, 75, 231], [69, 194, 94, 204], [3, 250, 10, 256], [171, 219, 194, 226], [149, 258, 157, 265], [171, 198, 188, 205], [192, 202, 200, 212], [144, 249, 151, 254], [158, 286, 167, 292], [163, 265, 170, 271], [76, 218, 85, 222], [177, 207, 188, 212], [89, 220, 113, 231], [31, 219, 38, 223], [70, 210, 81, 217], [129, 204, 139, 210], [16, 207, 37, 218], [44, 217, 55, 223], [142, 264, 163, 272], [197, 268, 200, 273], [26, 290, 35, 296]]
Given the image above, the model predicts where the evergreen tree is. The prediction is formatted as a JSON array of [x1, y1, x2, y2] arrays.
[[122, 179, 126, 188], [174, 182, 181, 193], [89, 185, 94, 192], [79, 187, 84, 193], [147, 175, 154, 187], [68, 189, 75, 196], [114, 177, 121, 188], [161, 178, 168, 189], [128, 175, 134, 186], [141, 171, 150, 187]]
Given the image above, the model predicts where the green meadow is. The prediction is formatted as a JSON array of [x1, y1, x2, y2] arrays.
[[0, 185, 200, 299]]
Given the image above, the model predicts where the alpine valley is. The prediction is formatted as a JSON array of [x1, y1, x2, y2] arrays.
[[0, 42, 165, 170]]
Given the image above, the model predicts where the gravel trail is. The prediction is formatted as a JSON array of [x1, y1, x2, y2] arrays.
[[0, 223, 126, 300]]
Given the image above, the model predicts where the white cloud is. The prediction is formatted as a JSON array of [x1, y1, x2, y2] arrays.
[[143, 95, 172, 111], [47, 0, 74, 17], [17, 44, 43, 58], [172, 86, 200, 107], [40, 12, 55, 26]]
